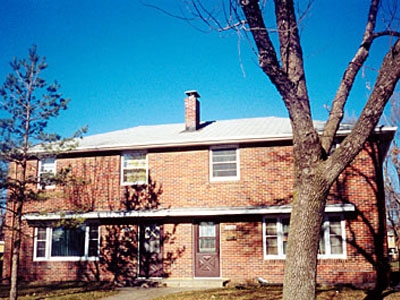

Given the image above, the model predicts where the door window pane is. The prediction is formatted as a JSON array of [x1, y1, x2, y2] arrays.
[[199, 222, 216, 252]]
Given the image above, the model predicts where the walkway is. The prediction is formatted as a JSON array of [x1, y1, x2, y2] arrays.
[[101, 286, 210, 300]]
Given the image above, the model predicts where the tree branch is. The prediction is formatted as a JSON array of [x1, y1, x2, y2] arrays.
[[325, 38, 400, 183], [321, 0, 381, 153]]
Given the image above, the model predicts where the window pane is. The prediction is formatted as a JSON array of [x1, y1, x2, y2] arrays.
[[123, 153, 147, 183], [199, 238, 216, 252], [330, 236, 343, 254], [329, 218, 343, 255], [36, 241, 46, 257], [282, 218, 290, 255], [88, 240, 98, 257], [124, 154, 146, 168], [318, 229, 326, 255], [265, 237, 278, 255], [124, 169, 146, 183], [212, 150, 236, 162], [265, 219, 278, 255], [212, 148, 237, 178], [199, 222, 216, 237], [40, 157, 55, 172], [213, 163, 237, 177], [264, 220, 277, 235], [199, 223, 216, 252], [51, 227, 85, 257], [88, 226, 99, 257], [35, 228, 47, 258], [89, 226, 98, 239], [37, 227, 47, 240]]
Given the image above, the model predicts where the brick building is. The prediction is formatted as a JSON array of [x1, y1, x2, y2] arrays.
[[2, 90, 396, 287]]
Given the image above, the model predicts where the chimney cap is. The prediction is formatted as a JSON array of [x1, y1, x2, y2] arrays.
[[185, 90, 200, 98]]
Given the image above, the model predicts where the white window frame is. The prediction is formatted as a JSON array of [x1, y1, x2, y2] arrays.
[[210, 145, 240, 182], [33, 224, 100, 262], [263, 214, 346, 260], [263, 215, 289, 259], [38, 157, 56, 189], [318, 215, 347, 259], [121, 151, 148, 185]]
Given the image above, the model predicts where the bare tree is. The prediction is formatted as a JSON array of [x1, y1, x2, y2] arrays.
[[154, 1, 400, 299], [385, 93, 400, 259]]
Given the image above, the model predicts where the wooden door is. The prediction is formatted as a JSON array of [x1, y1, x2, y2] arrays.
[[194, 221, 220, 277], [139, 223, 163, 278]]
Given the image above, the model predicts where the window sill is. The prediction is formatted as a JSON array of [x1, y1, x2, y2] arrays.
[[210, 177, 240, 183]]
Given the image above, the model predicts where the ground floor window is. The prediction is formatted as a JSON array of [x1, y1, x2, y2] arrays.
[[33, 224, 99, 261], [263, 214, 346, 259]]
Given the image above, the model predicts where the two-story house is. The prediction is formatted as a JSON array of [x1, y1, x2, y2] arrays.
[[2, 90, 396, 287]]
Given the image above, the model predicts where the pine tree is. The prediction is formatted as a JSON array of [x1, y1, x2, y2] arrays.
[[0, 46, 85, 300]]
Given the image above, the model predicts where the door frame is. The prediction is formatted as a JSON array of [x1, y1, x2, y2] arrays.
[[193, 220, 221, 278]]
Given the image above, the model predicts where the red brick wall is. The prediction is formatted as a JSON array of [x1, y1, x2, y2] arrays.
[[2, 140, 387, 287]]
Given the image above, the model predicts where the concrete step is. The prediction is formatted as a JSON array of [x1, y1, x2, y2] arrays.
[[162, 278, 229, 288]]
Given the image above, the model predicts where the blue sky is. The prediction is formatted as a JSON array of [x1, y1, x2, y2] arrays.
[[0, 0, 397, 138]]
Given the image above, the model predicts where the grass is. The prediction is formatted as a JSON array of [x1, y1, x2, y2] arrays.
[[152, 284, 400, 300], [0, 281, 400, 300], [0, 281, 116, 300]]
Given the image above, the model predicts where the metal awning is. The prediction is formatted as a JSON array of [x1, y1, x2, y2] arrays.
[[23, 203, 355, 221]]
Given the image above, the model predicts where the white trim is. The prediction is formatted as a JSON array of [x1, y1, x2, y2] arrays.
[[24, 204, 355, 221], [210, 145, 240, 182]]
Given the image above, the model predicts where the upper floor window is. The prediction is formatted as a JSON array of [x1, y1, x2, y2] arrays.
[[263, 215, 346, 259], [121, 151, 148, 185], [210, 146, 239, 181], [33, 224, 99, 261], [38, 157, 56, 189]]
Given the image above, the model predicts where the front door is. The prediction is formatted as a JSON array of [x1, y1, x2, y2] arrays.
[[194, 221, 220, 277], [139, 223, 163, 278]]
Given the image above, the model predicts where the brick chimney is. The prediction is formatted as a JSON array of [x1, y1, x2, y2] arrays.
[[184, 90, 200, 131]]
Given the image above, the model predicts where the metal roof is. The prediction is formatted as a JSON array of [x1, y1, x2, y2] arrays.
[[74, 117, 304, 152], [70, 116, 394, 153]]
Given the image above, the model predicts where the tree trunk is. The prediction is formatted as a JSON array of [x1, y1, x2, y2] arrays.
[[9, 200, 22, 300], [283, 158, 329, 300]]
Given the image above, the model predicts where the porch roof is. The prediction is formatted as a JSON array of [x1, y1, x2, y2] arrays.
[[23, 203, 355, 221]]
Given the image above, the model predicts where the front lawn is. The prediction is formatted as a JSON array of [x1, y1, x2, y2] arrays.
[[0, 281, 116, 300], [153, 284, 400, 300]]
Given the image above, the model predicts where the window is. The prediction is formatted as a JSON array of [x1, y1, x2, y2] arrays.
[[38, 157, 56, 189], [263, 216, 290, 257], [210, 146, 239, 181], [198, 222, 217, 253], [121, 152, 148, 185], [263, 215, 346, 259], [319, 216, 346, 257], [33, 224, 99, 261]]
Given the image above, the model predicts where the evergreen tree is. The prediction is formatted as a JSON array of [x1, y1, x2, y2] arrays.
[[0, 46, 85, 300]]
